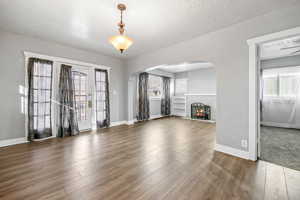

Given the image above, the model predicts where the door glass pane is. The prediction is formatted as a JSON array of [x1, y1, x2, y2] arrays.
[[72, 71, 88, 121], [95, 70, 108, 125]]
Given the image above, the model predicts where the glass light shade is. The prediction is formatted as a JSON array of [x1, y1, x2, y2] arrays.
[[109, 35, 133, 53]]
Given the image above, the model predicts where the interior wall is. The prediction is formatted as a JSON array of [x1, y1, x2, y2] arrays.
[[0, 29, 126, 141], [175, 68, 216, 94], [126, 4, 300, 152]]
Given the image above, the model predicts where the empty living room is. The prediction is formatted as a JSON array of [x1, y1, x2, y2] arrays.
[[1, 0, 300, 199]]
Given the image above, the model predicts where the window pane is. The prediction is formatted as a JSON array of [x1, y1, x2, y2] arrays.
[[34, 103, 38, 115], [37, 116, 44, 130], [100, 83, 105, 91], [280, 75, 298, 97], [33, 78, 39, 89], [38, 103, 46, 115], [100, 72, 106, 81], [45, 77, 51, 89], [45, 65, 52, 76], [97, 102, 104, 111], [101, 92, 105, 101], [96, 82, 101, 90], [34, 90, 38, 101], [97, 111, 103, 120], [45, 103, 50, 115], [45, 90, 51, 101], [263, 77, 278, 96], [33, 116, 38, 129], [45, 116, 50, 128], [95, 72, 101, 81]]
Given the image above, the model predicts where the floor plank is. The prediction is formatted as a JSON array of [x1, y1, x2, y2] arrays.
[[284, 167, 300, 200], [264, 162, 288, 200]]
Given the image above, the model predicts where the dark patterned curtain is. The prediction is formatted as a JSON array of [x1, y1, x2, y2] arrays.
[[95, 69, 110, 128], [57, 64, 79, 137], [161, 76, 171, 116], [27, 58, 53, 141], [137, 72, 150, 121]]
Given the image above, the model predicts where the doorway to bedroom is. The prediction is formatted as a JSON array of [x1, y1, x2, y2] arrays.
[[259, 35, 300, 170]]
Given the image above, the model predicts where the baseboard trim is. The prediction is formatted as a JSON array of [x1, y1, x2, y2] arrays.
[[183, 117, 216, 123], [215, 143, 250, 160], [261, 121, 299, 129], [110, 121, 127, 127], [150, 115, 163, 120], [127, 119, 137, 125], [0, 137, 28, 148]]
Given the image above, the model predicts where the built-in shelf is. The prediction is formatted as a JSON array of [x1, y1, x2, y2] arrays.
[[172, 96, 187, 117]]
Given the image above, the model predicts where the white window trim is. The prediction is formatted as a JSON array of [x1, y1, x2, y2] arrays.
[[247, 26, 300, 161], [24, 51, 111, 140]]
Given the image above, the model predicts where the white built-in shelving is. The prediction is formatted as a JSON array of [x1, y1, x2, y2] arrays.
[[172, 96, 187, 117]]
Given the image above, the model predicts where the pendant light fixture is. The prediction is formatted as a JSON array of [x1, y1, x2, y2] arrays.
[[109, 4, 133, 53]]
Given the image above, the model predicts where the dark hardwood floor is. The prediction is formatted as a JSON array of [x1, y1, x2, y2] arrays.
[[0, 117, 300, 200]]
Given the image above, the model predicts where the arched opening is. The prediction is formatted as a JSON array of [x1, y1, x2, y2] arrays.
[[127, 61, 217, 125]]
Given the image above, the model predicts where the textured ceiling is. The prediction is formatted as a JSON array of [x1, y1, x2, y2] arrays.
[[0, 0, 299, 59]]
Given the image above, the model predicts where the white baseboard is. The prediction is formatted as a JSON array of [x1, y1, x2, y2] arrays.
[[150, 115, 163, 120], [127, 119, 137, 125], [183, 117, 216, 123], [110, 121, 127, 127], [0, 137, 28, 148], [215, 143, 250, 160], [261, 121, 300, 129]]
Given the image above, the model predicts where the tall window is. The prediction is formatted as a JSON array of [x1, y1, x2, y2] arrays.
[[28, 58, 53, 140], [148, 75, 163, 98], [72, 71, 88, 121], [263, 66, 300, 97], [95, 69, 110, 128]]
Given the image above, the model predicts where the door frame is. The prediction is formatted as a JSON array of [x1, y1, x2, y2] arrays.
[[24, 51, 111, 140], [247, 26, 300, 161]]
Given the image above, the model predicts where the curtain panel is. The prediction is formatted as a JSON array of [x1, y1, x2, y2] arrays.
[[137, 72, 150, 121], [27, 58, 54, 140], [161, 76, 171, 116], [95, 69, 110, 128], [57, 64, 79, 137]]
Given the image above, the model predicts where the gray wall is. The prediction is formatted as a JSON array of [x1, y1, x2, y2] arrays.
[[0, 30, 126, 140], [175, 68, 216, 94], [126, 4, 300, 151]]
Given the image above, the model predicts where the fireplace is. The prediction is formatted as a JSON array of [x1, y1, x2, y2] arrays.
[[191, 103, 211, 120]]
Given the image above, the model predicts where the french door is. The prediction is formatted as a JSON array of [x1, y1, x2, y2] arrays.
[[72, 67, 92, 131]]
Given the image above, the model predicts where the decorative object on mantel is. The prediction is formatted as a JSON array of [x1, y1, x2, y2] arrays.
[[191, 103, 211, 120], [109, 3, 133, 53]]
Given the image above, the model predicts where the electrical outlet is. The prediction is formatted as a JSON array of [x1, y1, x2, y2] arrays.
[[241, 140, 248, 149]]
